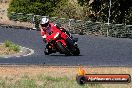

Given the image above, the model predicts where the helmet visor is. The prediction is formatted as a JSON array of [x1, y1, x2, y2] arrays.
[[41, 23, 49, 27]]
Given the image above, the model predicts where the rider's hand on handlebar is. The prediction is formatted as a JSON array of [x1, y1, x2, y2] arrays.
[[60, 28, 66, 32]]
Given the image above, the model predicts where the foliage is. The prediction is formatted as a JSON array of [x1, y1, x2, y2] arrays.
[[4, 40, 13, 47], [7, 0, 86, 20], [0, 75, 102, 88], [77, 0, 132, 24], [8, 0, 68, 17], [4, 40, 20, 52], [7, 0, 132, 24], [54, 2, 84, 19]]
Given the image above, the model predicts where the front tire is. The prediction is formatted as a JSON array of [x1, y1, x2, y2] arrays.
[[56, 42, 71, 56], [72, 47, 80, 56]]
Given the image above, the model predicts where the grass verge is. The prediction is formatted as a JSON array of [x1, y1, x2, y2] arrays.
[[0, 73, 101, 88], [0, 66, 131, 88], [4, 40, 20, 52], [0, 40, 20, 55]]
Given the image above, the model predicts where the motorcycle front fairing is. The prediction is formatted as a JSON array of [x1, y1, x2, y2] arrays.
[[46, 26, 68, 47]]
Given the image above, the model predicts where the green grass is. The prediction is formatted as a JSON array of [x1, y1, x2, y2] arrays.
[[4, 40, 20, 52], [0, 75, 102, 88]]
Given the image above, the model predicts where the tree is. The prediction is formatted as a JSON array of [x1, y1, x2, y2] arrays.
[[77, 0, 132, 24], [8, 0, 67, 16]]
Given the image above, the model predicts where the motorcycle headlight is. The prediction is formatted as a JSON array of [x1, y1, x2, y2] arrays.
[[54, 32, 60, 39]]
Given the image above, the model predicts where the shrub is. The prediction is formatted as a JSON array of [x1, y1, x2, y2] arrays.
[[10, 44, 20, 52], [4, 40, 13, 47], [4, 40, 20, 52], [7, 0, 85, 20]]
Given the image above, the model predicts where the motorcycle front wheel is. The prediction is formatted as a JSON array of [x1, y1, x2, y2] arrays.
[[56, 42, 71, 56], [72, 47, 80, 56]]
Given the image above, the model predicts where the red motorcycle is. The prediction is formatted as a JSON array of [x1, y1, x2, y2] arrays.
[[44, 27, 80, 56]]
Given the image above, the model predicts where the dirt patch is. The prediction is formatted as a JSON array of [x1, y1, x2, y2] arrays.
[[0, 1, 33, 29], [0, 0, 11, 21]]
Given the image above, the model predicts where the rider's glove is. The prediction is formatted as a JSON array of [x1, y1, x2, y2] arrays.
[[60, 28, 66, 32], [42, 35, 47, 43]]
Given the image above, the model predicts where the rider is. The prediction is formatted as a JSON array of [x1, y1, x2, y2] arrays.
[[40, 17, 72, 54], [40, 17, 53, 43], [40, 18, 70, 42]]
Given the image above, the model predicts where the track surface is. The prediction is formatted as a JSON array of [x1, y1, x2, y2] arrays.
[[0, 27, 132, 66]]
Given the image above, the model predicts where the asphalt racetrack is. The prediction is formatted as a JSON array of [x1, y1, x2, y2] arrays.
[[0, 27, 132, 66]]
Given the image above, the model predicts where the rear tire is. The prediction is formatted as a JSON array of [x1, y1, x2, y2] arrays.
[[56, 42, 71, 56]]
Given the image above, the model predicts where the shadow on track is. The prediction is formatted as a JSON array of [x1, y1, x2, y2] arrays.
[[49, 54, 83, 57]]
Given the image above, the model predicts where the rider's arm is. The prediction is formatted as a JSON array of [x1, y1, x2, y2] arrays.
[[55, 24, 66, 32], [40, 28, 47, 43], [42, 34, 47, 43], [40, 28, 45, 36], [56, 25, 72, 38]]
